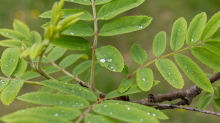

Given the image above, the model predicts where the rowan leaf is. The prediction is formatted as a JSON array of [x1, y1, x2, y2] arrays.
[[13, 19, 30, 38], [30, 30, 42, 44], [65, 0, 91, 5], [118, 78, 135, 93], [155, 59, 184, 89], [99, 16, 152, 36], [96, 45, 124, 72], [121, 64, 129, 75], [40, 9, 93, 21], [0, 29, 28, 41], [212, 29, 220, 40], [1, 48, 20, 77], [103, 100, 168, 120], [196, 92, 212, 114], [72, 60, 92, 76], [18, 92, 90, 109], [13, 58, 28, 78], [40, 80, 98, 101], [93, 103, 159, 123], [97, 0, 144, 20], [201, 11, 220, 41], [203, 40, 220, 56], [136, 68, 153, 91], [186, 12, 207, 46], [1, 80, 24, 105], [0, 40, 32, 48], [85, 113, 118, 123], [174, 53, 213, 92], [130, 44, 147, 65], [191, 46, 220, 72], [48, 47, 67, 61], [105, 84, 142, 99], [0, 79, 10, 92], [51, 36, 92, 50], [170, 17, 187, 51], [153, 31, 166, 57], [59, 54, 88, 68]]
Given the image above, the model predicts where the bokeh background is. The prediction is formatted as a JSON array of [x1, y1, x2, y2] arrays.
[[0, 0, 220, 123]]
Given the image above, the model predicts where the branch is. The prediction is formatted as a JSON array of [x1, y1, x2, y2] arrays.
[[134, 102, 220, 116], [133, 72, 220, 106], [0, 76, 41, 86]]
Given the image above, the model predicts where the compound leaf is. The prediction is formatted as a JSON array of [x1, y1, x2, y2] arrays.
[[72, 60, 92, 76], [170, 17, 187, 51], [99, 16, 152, 36], [174, 53, 213, 92], [93, 103, 159, 123], [0, 29, 28, 41], [18, 92, 89, 109], [203, 40, 220, 56], [85, 113, 118, 123], [40, 80, 97, 101], [48, 47, 67, 61], [118, 78, 134, 93], [13, 19, 30, 38], [40, 9, 93, 21], [191, 46, 220, 72], [136, 68, 153, 91], [98, 0, 144, 20], [155, 59, 184, 89], [153, 31, 166, 57], [1, 80, 24, 105], [51, 36, 92, 51], [201, 11, 220, 41], [96, 45, 124, 72], [130, 44, 147, 65], [13, 58, 28, 78], [1, 48, 20, 77], [59, 54, 88, 68]]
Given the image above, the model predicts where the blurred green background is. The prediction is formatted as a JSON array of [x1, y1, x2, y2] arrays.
[[0, 0, 220, 123]]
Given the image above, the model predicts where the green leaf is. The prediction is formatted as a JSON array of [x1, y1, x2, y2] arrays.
[[72, 60, 92, 76], [62, 22, 94, 37], [103, 100, 168, 120], [40, 9, 93, 21], [1, 112, 72, 123], [121, 64, 129, 75], [45, 44, 53, 54], [65, 0, 91, 5], [170, 17, 187, 51], [201, 11, 220, 41], [153, 31, 166, 57], [51, 36, 92, 50], [40, 80, 97, 101], [85, 113, 118, 123], [174, 53, 213, 92], [1, 80, 24, 105], [186, 12, 207, 46], [42, 66, 60, 74], [97, 0, 144, 20], [48, 47, 67, 61], [1, 107, 81, 121], [93, 103, 159, 123], [21, 71, 40, 80], [30, 30, 42, 44], [153, 80, 160, 86], [13, 58, 28, 78], [196, 92, 212, 112], [136, 68, 154, 91], [213, 98, 220, 109], [85, 61, 102, 82], [0, 40, 32, 48], [0, 29, 28, 41], [13, 19, 30, 38], [0, 79, 10, 92], [95, 0, 112, 5], [212, 29, 220, 40], [118, 78, 135, 93], [155, 59, 184, 89], [57, 76, 73, 83], [1, 48, 20, 77], [105, 84, 142, 99], [96, 45, 124, 72], [130, 44, 147, 65], [18, 92, 90, 109], [59, 54, 87, 68], [99, 16, 152, 36], [191, 47, 220, 72], [203, 40, 220, 56]]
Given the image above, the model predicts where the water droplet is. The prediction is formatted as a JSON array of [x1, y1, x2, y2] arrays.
[[185, 66, 187, 68], [142, 78, 145, 81], [147, 112, 150, 115], [107, 59, 112, 62], [168, 72, 170, 75], [113, 69, 116, 71], [60, 101, 62, 104], [110, 112, 112, 114], [153, 114, 156, 116], [191, 39, 194, 41], [70, 32, 74, 35], [116, 102, 118, 104], [127, 108, 130, 110], [54, 113, 58, 116], [139, 25, 143, 28], [100, 59, 105, 63], [104, 105, 107, 107], [140, 119, 143, 121]]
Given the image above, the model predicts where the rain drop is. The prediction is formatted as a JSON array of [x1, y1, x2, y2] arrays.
[[100, 59, 105, 63], [54, 113, 58, 116], [142, 78, 145, 81], [127, 108, 130, 110], [139, 25, 143, 28], [70, 32, 74, 35]]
